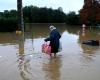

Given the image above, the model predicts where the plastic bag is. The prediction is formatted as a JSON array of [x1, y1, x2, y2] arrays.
[[42, 43, 51, 55]]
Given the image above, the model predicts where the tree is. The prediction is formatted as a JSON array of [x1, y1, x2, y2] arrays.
[[58, 7, 63, 12], [66, 11, 80, 25]]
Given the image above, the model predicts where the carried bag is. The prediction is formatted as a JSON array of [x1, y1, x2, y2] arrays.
[[42, 42, 51, 55]]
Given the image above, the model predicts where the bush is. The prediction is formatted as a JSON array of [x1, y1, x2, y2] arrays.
[[0, 18, 18, 32]]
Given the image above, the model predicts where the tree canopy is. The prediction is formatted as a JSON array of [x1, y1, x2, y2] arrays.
[[0, 5, 80, 32]]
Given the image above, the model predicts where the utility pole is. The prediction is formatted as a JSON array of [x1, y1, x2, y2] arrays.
[[17, 0, 25, 57], [17, 0, 24, 32]]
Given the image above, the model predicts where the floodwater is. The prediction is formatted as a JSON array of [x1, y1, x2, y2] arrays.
[[0, 23, 100, 80]]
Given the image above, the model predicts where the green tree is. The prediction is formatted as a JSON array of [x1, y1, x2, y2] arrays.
[[66, 11, 80, 25]]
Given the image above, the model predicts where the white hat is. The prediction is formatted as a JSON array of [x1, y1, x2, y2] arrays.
[[49, 25, 56, 30]]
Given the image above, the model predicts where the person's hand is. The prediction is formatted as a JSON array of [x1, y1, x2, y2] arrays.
[[44, 39, 47, 42]]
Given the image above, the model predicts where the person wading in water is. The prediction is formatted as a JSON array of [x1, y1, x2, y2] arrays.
[[44, 25, 61, 57]]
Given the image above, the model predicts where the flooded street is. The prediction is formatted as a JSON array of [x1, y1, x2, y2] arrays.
[[0, 24, 100, 80]]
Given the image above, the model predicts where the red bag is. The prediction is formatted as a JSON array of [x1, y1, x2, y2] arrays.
[[42, 43, 51, 56]]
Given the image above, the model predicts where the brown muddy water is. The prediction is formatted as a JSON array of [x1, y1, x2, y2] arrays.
[[0, 23, 100, 80]]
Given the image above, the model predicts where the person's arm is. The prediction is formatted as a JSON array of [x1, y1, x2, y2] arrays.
[[44, 31, 54, 42]]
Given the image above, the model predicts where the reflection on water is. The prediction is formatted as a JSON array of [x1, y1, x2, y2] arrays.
[[78, 27, 100, 55], [42, 56, 62, 80], [0, 24, 100, 80], [17, 33, 34, 80], [17, 54, 33, 80]]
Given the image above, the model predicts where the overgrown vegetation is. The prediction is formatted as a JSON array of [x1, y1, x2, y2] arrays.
[[0, 5, 80, 32], [0, 10, 18, 32]]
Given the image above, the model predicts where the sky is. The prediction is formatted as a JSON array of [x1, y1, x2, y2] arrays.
[[0, 0, 84, 14]]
